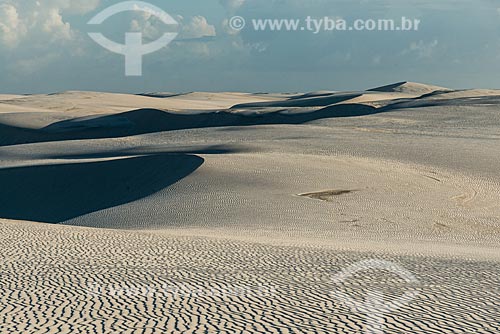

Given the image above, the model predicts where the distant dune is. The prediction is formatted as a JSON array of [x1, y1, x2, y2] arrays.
[[368, 81, 451, 95]]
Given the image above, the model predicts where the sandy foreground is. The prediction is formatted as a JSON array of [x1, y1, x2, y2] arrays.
[[0, 82, 499, 333]]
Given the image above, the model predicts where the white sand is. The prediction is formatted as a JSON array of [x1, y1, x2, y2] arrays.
[[0, 82, 499, 333], [368, 81, 450, 95], [0, 91, 283, 115], [0, 94, 24, 101]]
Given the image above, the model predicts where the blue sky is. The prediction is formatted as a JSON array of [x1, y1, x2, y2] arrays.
[[1, 0, 499, 93]]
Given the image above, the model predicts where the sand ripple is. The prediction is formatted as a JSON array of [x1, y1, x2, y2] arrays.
[[0, 220, 498, 333]]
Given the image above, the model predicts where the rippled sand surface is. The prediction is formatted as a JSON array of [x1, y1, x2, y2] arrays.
[[1, 220, 499, 333]]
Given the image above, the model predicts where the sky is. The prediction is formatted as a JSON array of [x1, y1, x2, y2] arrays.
[[1, 0, 500, 93]]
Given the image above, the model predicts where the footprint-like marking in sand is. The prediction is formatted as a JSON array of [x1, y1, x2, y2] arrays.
[[298, 189, 357, 201], [452, 189, 478, 207]]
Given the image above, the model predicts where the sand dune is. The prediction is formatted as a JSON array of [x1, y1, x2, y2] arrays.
[[0, 104, 380, 146], [0, 82, 499, 333], [0, 94, 24, 101], [0, 154, 203, 223], [0, 91, 283, 115], [369, 81, 451, 96]]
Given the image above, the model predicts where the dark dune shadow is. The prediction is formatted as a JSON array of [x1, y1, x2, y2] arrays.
[[413, 90, 455, 99], [288, 91, 337, 100], [136, 93, 186, 98], [231, 93, 362, 108], [42, 144, 249, 160], [315, 91, 500, 113], [0, 154, 203, 223], [381, 94, 500, 111], [0, 123, 42, 146], [0, 103, 379, 147], [47, 103, 378, 130], [368, 81, 408, 92]]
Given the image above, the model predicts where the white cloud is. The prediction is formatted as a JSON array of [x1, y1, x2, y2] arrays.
[[130, 11, 166, 40], [41, 8, 72, 40], [403, 39, 439, 59], [179, 16, 216, 40], [57, 0, 101, 15], [0, 0, 101, 48], [222, 18, 240, 36], [35, 0, 101, 15], [220, 0, 245, 12], [0, 4, 27, 47], [129, 14, 216, 41]]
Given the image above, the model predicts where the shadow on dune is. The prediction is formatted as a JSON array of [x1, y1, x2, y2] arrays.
[[44, 103, 378, 132], [40, 145, 249, 160], [0, 103, 378, 147], [0, 123, 43, 147], [380, 95, 500, 111], [231, 93, 362, 108], [0, 154, 203, 223]]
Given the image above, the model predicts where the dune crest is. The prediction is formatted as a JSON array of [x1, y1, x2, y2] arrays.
[[369, 81, 451, 95]]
